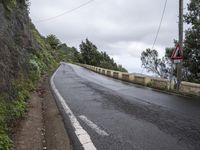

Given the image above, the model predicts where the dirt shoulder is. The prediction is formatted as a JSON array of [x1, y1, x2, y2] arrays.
[[12, 75, 72, 150]]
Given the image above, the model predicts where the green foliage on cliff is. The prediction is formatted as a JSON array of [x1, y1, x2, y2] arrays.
[[0, 17, 59, 150], [0, 78, 31, 150], [2, 0, 17, 11], [46, 34, 61, 49]]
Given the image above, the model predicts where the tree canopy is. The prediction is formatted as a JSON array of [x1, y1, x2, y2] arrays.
[[79, 39, 127, 72], [141, 49, 171, 79], [45, 37, 127, 72], [46, 34, 61, 49], [183, 0, 200, 83]]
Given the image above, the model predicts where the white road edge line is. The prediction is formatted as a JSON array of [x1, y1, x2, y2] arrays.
[[79, 115, 109, 136], [50, 65, 97, 150]]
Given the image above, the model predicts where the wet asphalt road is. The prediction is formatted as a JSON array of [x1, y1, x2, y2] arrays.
[[53, 63, 200, 150]]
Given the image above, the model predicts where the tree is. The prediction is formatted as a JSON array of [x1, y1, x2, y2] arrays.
[[46, 34, 61, 49], [79, 39, 127, 72], [79, 39, 98, 65], [56, 44, 81, 63], [183, 0, 200, 83], [71, 47, 82, 63], [117, 64, 127, 72], [141, 49, 171, 78]]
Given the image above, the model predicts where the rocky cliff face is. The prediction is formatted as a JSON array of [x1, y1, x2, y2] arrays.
[[0, 1, 58, 148], [0, 1, 34, 91], [0, 0, 53, 92]]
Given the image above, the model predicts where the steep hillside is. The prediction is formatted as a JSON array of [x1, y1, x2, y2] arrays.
[[0, 1, 58, 149], [0, 0, 56, 92]]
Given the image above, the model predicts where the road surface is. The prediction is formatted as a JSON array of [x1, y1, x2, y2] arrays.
[[52, 63, 200, 150]]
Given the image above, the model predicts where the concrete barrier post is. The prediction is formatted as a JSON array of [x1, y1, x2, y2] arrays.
[[180, 82, 200, 96], [144, 77, 151, 86], [113, 72, 119, 79], [106, 70, 112, 76], [118, 72, 122, 79], [122, 73, 130, 81], [129, 74, 135, 82]]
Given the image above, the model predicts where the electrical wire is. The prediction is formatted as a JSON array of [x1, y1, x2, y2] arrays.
[[152, 0, 168, 50], [36, 0, 95, 23]]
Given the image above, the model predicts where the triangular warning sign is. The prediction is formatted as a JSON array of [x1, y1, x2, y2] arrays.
[[171, 43, 183, 60]]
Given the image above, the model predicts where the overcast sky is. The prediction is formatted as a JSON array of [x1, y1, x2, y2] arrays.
[[29, 0, 190, 73]]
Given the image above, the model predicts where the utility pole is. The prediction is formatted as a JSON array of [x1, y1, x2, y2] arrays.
[[177, 0, 183, 90]]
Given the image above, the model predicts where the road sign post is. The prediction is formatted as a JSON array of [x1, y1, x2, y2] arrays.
[[177, 0, 184, 90], [171, 43, 183, 89], [171, 43, 183, 60]]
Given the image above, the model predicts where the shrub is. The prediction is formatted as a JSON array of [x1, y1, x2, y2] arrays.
[[0, 133, 13, 150]]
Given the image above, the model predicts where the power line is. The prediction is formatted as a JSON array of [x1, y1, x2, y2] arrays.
[[152, 0, 168, 50], [36, 0, 95, 23]]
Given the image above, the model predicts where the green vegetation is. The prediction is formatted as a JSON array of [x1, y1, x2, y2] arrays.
[[0, 77, 32, 150], [46, 34, 61, 49], [80, 39, 127, 72], [0, 25, 69, 149], [141, 48, 171, 79], [0, 25, 58, 149], [57, 44, 82, 63], [2, 0, 29, 17], [2, 0, 17, 12], [45, 36, 127, 72], [183, 0, 200, 83]]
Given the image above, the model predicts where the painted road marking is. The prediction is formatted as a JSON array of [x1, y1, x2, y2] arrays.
[[79, 115, 109, 136], [50, 65, 97, 150]]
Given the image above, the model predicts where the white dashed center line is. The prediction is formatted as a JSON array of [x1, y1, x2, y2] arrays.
[[79, 115, 109, 137]]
